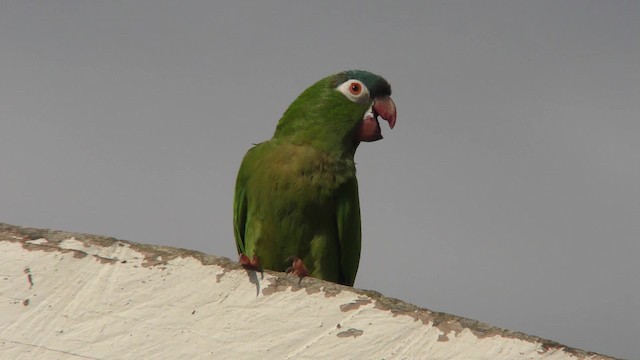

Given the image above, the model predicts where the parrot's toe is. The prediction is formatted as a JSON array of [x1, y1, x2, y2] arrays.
[[286, 256, 309, 284], [239, 253, 263, 274]]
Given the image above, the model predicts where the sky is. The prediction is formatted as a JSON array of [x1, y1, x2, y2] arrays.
[[1, 1, 638, 358]]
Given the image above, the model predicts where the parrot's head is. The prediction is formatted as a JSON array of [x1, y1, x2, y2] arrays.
[[274, 70, 396, 156]]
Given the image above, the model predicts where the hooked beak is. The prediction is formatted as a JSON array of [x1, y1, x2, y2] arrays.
[[356, 96, 397, 142]]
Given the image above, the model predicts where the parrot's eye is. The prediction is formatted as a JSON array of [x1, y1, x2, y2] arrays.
[[349, 82, 362, 95], [337, 79, 370, 104]]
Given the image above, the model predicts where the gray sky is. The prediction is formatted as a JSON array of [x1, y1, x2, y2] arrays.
[[1, 1, 638, 358]]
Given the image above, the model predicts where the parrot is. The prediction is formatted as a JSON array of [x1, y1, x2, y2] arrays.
[[233, 70, 396, 286]]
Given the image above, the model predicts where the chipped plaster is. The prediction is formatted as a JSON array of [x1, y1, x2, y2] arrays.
[[0, 223, 618, 360]]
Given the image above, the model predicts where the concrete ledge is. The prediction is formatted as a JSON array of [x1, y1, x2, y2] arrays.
[[0, 223, 617, 359]]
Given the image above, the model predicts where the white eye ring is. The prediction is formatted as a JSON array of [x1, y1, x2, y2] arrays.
[[337, 79, 370, 104]]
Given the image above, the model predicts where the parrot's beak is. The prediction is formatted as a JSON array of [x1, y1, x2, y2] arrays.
[[356, 96, 397, 142], [374, 96, 397, 129]]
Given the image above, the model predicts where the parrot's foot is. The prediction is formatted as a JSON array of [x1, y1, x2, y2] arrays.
[[286, 256, 309, 285], [239, 254, 263, 276]]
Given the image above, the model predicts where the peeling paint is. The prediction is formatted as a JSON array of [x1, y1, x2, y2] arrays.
[[215, 272, 226, 283], [261, 277, 290, 296], [339, 298, 372, 312], [25, 238, 48, 245]]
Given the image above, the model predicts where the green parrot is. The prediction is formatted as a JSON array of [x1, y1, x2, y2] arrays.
[[234, 70, 396, 286]]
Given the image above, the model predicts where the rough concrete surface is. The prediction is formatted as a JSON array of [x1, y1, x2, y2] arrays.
[[0, 223, 618, 359]]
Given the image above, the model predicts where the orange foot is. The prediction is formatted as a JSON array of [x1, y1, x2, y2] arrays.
[[286, 256, 309, 284], [239, 254, 263, 274]]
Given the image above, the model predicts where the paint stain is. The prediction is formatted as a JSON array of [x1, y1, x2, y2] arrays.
[[24, 267, 33, 288], [336, 328, 364, 338]]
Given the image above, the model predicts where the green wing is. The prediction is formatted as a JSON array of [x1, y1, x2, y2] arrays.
[[233, 154, 249, 255], [335, 176, 362, 286]]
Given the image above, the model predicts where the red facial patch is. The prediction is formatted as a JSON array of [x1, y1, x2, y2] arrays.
[[355, 96, 396, 142]]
